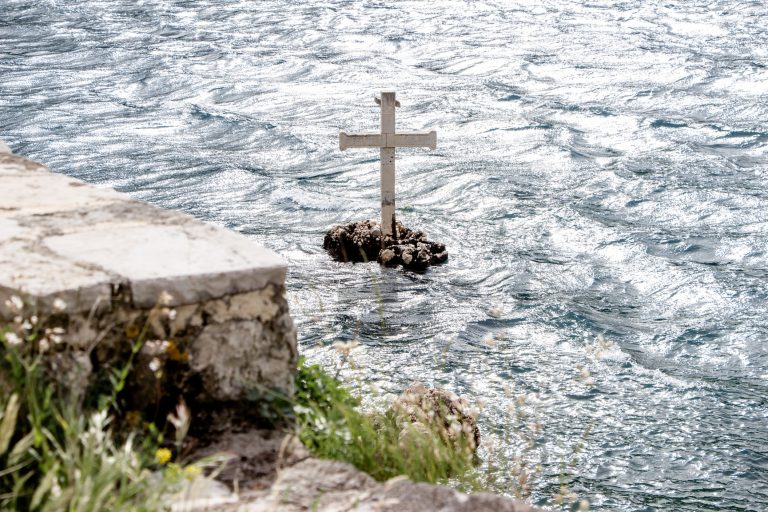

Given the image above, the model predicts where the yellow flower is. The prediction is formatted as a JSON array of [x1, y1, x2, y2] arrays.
[[166, 340, 189, 363], [155, 448, 172, 465], [183, 465, 202, 480]]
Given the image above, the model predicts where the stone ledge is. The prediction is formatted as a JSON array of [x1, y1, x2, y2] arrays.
[[199, 449, 544, 512], [0, 152, 285, 312], [0, 150, 296, 403]]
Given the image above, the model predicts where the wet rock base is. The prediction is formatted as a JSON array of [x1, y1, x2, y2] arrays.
[[323, 219, 448, 270]]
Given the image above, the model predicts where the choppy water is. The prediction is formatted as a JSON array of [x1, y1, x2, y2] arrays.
[[2, 1, 768, 509]]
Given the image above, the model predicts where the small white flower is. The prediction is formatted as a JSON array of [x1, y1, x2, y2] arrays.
[[52, 298, 67, 312], [158, 291, 174, 306], [482, 333, 497, 347], [332, 340, 359, 357], [5, 295, 23, 313], [38, 338, 50, 352], [44, 328, 64, 344], [21, 320, 32, 331], [5, 332, 21, 346], [30, 315, 38, 325], [488, 306, 504, 318], [168, 400, 191, 443], [149, 357, 161, 373]]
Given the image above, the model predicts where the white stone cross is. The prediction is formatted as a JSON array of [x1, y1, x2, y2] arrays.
[[339, 91, 437, 237]]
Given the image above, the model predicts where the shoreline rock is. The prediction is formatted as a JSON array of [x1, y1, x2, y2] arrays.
[[391, 382, 480, 456], [241, 456, 542, 511], [323, 219, 448, 270], [180, 430, 542, 512]]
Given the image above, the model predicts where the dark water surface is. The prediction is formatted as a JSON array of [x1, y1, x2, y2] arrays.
[[2, 1, 767, 509]]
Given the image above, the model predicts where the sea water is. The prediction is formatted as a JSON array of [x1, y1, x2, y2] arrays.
[[1, 1, 767, 509]]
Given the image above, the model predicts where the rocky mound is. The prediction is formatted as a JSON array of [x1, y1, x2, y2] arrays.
[[323, 219, 448, 270], [390, 382, 480, 455]]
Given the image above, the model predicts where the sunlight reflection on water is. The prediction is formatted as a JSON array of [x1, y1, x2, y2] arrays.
[[1, 0, 767, 509]]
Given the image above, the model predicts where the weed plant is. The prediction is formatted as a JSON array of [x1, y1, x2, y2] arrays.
[[293, 358, 477, 484], [0, 289, 592, 511], [298, 333, 594, 511], [0, 297, 202, 512]]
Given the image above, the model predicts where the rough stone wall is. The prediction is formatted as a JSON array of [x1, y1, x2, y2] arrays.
[[0, 148, 296, 417], [63, 282, 297, 408]]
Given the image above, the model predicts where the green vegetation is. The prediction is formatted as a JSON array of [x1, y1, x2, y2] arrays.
[[0, 298, 589, 511], [0, 326, 173, 511], [293, 353, 592, 510], [293, 358, 476, 484], [0, 304, 219, 512], [0, 302, 480, 511]]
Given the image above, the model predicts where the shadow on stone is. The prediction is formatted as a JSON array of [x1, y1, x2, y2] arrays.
[[323, 219, 448, 270]]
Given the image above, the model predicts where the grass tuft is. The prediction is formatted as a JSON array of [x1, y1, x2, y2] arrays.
[[0, 325, 177, 511], [0, 301, 214, 512], [293, 358, 476, 484]]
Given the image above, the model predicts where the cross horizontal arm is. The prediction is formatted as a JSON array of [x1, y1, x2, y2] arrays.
[[339, 131, 437, 151], [339, 132, 383, 150], [389, 131, 437, 150]]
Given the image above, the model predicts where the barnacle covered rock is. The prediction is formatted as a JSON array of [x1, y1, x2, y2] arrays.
[[323, 219, 448, 270]]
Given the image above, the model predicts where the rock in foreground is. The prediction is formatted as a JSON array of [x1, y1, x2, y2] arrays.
[[239, 457, 543, 512], [323, 219, 448, 270], [175, 430, 544, 512]]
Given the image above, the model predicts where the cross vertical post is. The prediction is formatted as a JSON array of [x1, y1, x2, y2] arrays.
[[339, 91, 437, 239], [380, 92, 397, 238]]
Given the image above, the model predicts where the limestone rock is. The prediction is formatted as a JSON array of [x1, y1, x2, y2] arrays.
[[241, 458, 542, 512], [190, 430, 310, 490], [323, 219, 448, 270], [161, 429, 543, 512], [0, 152, 297, 431]]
